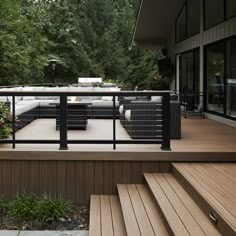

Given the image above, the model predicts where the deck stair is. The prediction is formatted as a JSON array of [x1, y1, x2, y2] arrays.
[[89, 163, 236, 236]]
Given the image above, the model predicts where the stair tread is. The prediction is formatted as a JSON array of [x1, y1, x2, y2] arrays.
[[160, 173, 221, 236], [145, 173, 223, 236], [89, 195, 126, 236], [117, 184, 169, 236], [173, 163, 236, 232], [144, 173, 190, 236]]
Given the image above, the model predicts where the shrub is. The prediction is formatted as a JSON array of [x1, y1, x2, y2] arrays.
[[0, 195, 7, 213], [35, 194, 72, 223], [7, 193, 37, 221], [0, 102, 12, 138]]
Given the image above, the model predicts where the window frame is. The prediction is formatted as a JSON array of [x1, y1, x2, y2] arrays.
[[204, 0, 236, 31], [203, 36, 236, 121], [175, 0, 200, 43]]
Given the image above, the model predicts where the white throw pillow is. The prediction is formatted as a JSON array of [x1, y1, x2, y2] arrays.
[[125, 110, 131, 121], [101, 96, 113, 101], [119, 105, 124, 115], [151, 96, 162, 102]]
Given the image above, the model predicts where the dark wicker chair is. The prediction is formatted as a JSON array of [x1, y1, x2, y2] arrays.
[[124, 101, 163, 139], [122, 100, 181, 139]]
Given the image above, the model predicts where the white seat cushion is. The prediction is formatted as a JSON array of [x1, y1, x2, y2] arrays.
[[125, 110, 131, 121], [119, 105, 124, 115], [151, 96, 162, 102], [14, 101, 39, 116], [92, 100, 119, 107]]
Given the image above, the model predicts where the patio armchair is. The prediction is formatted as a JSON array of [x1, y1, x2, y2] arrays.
[[122, 100, 181, 139]]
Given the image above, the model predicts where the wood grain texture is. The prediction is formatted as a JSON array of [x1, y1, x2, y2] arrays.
[[172, 163, 236, 236], [0, 160, 170, 204], [0, 118, 236, 156]]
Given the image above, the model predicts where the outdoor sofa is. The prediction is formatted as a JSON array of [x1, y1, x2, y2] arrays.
[[0, 86, 121, 131]]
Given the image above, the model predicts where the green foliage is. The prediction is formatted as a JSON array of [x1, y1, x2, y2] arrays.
[[0, 102, 12, 138], [7, 193, 37, 221], [35, 194, 72, 223], [0, 196, 7, 213], [6, 193, 72, 223], [0, 0, 166, 88]]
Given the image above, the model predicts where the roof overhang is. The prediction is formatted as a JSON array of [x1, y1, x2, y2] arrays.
[[131, 0, 185, 49]]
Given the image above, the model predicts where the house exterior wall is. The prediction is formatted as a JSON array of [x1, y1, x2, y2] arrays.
[[167, 0, 236, 124]]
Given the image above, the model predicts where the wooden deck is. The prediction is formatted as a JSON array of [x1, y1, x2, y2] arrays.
[[0, 116, 236, 153], [89, 162, 236, 236], [173, 163, 236, 235]]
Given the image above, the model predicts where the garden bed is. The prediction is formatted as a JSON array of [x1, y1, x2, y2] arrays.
[[0, 194, 89, 231], [0, 206, 89, 231]]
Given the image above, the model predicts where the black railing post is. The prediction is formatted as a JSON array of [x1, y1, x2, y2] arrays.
[[12, 96, 16, 149], [59, 94, 68, 150], [113, 95, 116, 150], [161, 93, 171, 150]]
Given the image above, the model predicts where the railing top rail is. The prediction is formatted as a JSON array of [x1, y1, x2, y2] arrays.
[[0, 90, 172, 96]]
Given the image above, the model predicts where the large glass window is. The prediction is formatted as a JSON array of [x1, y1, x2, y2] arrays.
[[179, 49, 200, 107], [187, 0, 200, 37], [204, 0, 224, 29], [176, 0, 200, 42], [176, 6, 186, 42], [206, 42, 225, 114], [226, 39, 236, 117], [226, 0, 236, 19]]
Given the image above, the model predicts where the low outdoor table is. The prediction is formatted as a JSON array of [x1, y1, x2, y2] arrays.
[[50, 101, 92, 130]]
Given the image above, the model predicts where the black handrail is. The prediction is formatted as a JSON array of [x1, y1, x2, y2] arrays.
[[0, 90, 172, 150]]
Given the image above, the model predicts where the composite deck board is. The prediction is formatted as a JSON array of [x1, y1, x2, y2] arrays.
[[100, 196, 114, 236], [126, 185, 155, 236], [1, 117, 236, 153], [110, 196, 127, 236], [89, 195, 101, 236], [193, 164, 236, 202], [163, 174, 221, 236], [180, 164, 236, 218], [144, 173, 190, 236], [210, 163, 236, 184], [136, 184, 169, 236], [173, 163, 236, 232], [153, 174, 205, 236], [117, 185, 141, 236], [89, 195, 127, 236]]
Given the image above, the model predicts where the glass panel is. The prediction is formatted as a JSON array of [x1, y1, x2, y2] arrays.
[[176, 6, 186, 42], [206, 42, 225, 114], [226, 0, 236, 19], [187, 0, 200, 37], [205, 0, 224, 29], [179, 50, 200, 108], [226, 39, 236, 117], [194, 49, 200, 105]]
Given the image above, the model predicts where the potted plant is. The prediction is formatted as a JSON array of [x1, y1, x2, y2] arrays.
[[0, 101, 20, 139]]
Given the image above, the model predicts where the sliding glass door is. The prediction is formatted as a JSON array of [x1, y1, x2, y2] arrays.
[[205, 37, 236, 119], [179, 48, 200, 108], [226, 38, 236, 117], [206, 42, 225, 114]]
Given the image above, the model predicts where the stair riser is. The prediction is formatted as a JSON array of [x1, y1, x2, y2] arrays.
[[144, 178, 175, 236], [172, 165, 235, 236]]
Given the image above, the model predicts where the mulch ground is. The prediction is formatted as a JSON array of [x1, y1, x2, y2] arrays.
[[0, 206, 89, 231]]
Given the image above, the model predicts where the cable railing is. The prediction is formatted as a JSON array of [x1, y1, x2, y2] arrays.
[[0, 90, 172, 150]]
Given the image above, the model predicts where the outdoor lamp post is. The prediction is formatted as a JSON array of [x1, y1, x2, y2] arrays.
[[48, 59, 60, 85]]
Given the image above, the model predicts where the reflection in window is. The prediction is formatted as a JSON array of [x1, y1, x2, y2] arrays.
[[226, 0, 236, 19], [176, 6, 186, 42], [179, 49, 200, 108], [187, 0, 200, 37], [226, 39, 236, 117], [206, 43, 225, 114], [205, 0, 224, 29]]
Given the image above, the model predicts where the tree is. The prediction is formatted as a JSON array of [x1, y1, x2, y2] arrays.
[[0, 0, 163, 89]]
